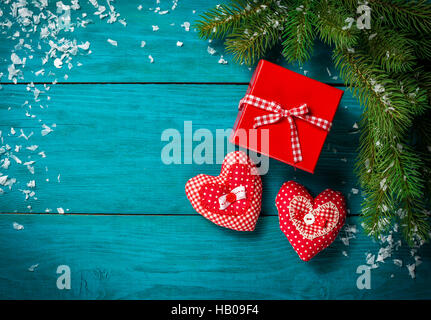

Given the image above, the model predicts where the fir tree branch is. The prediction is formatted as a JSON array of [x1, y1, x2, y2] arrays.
[[195, 0, 431, 245], [342, 0, 431, 34], [225, 4, 288, 65], [414, 35, 431, 61], [413, 71, 431, 205], [334, 48, 429, 243], [315, 0, 359, 49], [364, 26, 416, 73], [195, 0, 272, 40], [282, 0, 316, 64], [333, 49, 415, 135]]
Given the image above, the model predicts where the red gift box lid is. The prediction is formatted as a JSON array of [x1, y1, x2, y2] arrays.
[[230, 60, 344, 174]]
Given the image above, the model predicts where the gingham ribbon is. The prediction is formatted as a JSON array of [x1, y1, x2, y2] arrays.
[[218, 185, 246, 210], [238, 94, 332, 163]]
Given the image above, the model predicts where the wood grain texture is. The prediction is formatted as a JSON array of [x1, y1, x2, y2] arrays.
[[2, 0, 429, 302], [0, 214, 429, 300], [0, 0, 340, 83], [0, 84, 362, 214]]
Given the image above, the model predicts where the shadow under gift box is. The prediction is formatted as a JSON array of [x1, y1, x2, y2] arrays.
[[230, 59, 344, 174]]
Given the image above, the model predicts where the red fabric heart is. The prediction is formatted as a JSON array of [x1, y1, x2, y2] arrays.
[[185, 151, 262, 231], [276, 181, 346, 261]]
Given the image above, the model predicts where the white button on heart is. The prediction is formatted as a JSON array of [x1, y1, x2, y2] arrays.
[[303, 213, 315, 225]]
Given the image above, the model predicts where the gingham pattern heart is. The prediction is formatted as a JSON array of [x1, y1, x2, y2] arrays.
[[185, 151, 262, 231], [276, 181, 346, 261], [238, 94, 332, 163]]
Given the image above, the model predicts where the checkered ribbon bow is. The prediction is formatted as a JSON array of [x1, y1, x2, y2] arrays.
[[218, 185, 246, 210], [238, 94, 332, 163]]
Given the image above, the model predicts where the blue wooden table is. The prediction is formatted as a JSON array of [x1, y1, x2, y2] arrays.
[[0, 0, 430, 300]]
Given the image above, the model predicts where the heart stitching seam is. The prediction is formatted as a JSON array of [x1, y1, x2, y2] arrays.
[[288, 195, 340, 240]]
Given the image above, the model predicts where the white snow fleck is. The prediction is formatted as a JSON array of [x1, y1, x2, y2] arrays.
[[0, 175, 8, 185], [148, 55, 154, 63], [26, 145, 39, 151], [393, 259, 403, 267], [41, 124, 53, 136], [28, 264, 39, 272], [27, 180, 36, 188], [1, 158, 10, 169], [107, 39, 118, 46], [57, 208, 65, 214], [13, 222, 24, 230], [10, 155, 22, 164], [176, 41, 183, 47], [181, 21, 190, 31], [407, 264, 416, 279], [218, 56, 228, 64], [207, 46, 216, 55], [54, 58, 63, 68]]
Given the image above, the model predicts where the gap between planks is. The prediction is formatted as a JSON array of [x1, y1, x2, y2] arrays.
[[0, 81, 348, 87], [0, 212, 360, 216]]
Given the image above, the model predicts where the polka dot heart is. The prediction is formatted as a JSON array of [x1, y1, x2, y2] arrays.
[[276, 181, 347, 261], [185, 151, 262, 231]]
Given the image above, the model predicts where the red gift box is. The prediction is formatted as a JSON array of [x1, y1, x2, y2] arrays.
[[230, 60, 344, 174]]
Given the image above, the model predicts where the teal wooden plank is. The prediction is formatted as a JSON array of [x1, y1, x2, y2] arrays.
[[0, 84, 361, 214], [0, 0, 339, 83], [0, 214, 429, 299]]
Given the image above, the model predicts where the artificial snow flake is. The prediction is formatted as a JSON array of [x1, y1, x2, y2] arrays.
[[148, 55, 154, 63], [18, 129, 33, 141], [152, 25, 159, 31], [380, 177, 387, 191], [181, 21, 190, 31], [28, 264, 39, 272], [11, 52, 25, 65], [176, 41, 183, 47], [1, 158, 10, 170], [107, 39, 118, 46], [140, 41, 146, 48], [10, 155, 22, 164], [13, 222, 24, 230], [41, 124, 53, 136], [207, 46, 216, 55], [26, 145, 39, 151], [0, 175, 8, 185], [393, 259, 403, 267], [27, 180, 36, 188], [376, 246, 392, 263], [54, 58, 63, 68], [77, 41, 90, 50], [369, 33, 377, 40], [407, 263, 416, 279], [218, 56, 228, 64], [57, 208, 65, 214]]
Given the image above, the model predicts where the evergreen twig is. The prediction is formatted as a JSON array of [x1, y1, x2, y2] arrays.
[[281, 0, 316, 64], [195, 0, 431, 245]]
